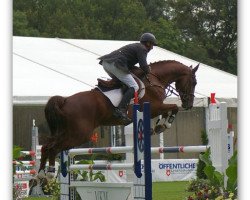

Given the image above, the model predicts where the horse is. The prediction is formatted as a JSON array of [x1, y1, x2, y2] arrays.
[[38, 60, 199, 177]]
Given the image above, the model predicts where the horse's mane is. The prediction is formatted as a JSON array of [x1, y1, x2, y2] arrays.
[[130, 60, 189, 77], [149, 60, 185, 67], [148, 60, 192, 77]]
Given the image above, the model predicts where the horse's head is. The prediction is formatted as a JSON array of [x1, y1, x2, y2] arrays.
[[175, 64, 199, 110]]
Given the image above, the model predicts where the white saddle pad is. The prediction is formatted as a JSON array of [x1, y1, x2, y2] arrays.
[[97, 77, 145, 107]]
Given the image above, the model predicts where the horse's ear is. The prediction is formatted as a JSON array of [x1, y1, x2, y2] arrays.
[[189, 65, 193, 69], [192, 63, 199, 73]]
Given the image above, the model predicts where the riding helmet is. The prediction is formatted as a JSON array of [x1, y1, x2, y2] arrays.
[[140, 33, 157, 46]]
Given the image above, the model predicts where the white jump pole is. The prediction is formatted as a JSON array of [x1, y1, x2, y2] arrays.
[[68, 145, 209, 157], [158, 115, 164, 159], [69, 163, 134, 171]]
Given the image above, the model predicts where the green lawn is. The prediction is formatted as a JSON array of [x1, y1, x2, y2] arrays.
[[153, 181, 193, 200], [24, 197, 51, 200], [25, 181, 193, 200]]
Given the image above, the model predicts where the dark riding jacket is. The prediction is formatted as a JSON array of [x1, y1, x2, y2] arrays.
[[98, 43, 150, 73]]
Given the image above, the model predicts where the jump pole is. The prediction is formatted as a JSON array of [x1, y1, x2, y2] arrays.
[[67, 145, 208, 156]]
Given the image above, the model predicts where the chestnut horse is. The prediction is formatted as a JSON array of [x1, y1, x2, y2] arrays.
[[38, 60, 199, 176]]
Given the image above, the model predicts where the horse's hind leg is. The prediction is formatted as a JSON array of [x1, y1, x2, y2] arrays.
[[37, 138, 58, 179], [46, 137, 73, 179], [37, 144, 50, 178], [45, 149, 58, 179]]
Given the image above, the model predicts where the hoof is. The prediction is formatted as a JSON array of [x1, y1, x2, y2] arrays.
[[37, 169, 46, 179], [46, 172, 55, 180], [154, 124, 167, 134], [29, 178, 38, 187], [150, 128, 155, 135], [123, 118, 132, 125], [165, 123, 172, 129], [29, 177, 47, 196]]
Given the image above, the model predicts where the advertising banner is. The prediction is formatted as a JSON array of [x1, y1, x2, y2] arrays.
[[149, 159, 198, 182], [102, 159, 199, 182]]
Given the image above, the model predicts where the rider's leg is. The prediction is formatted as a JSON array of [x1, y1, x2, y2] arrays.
[[102, 61, 139, 122], [113, 87, 135, 120], [113, 76, 138, 122]]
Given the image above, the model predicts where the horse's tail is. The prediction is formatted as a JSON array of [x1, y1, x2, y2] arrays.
[[44, 95, 66, 137]]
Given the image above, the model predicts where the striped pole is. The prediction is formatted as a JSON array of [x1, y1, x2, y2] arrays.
[[151, 145, 209, 154], [68, 145, 209, 157], [13, 160, 36, 166], [15, 169, 36, 175], [69, 163, 134, 171], [20, 151, 36, 157], [68, 146, 133, 157]]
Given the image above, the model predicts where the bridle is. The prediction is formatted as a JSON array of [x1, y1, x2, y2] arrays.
[[144, 70, 195, 101], [175, 73, 196, 102]]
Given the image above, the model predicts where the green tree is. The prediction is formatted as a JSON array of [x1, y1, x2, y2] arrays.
[[139, 0, 167, 20], [13, 10, 39, 36], [13, 0, 237, 74], [88, 0, 148, 40], [166, 0, 237, 74], [149, 18, 186, 54]]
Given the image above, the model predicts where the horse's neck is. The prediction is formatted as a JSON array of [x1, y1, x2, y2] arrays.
[[152, 65, 187, 86]]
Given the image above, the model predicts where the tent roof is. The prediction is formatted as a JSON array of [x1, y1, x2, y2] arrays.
[[13, 36, 237, 107]]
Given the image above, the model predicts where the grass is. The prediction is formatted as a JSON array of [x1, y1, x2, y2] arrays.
[[24, 181, 193, 200], [24, 197, 51, 200], [153, 181, 193, 200]]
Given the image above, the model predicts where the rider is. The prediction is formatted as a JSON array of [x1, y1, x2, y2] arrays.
[[98, 33, 157, 123]]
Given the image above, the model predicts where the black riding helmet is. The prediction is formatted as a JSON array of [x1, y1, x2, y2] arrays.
[[140, 33, 157, 46]]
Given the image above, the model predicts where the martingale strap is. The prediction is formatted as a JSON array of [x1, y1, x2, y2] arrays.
[[165, 84, 179, 97]]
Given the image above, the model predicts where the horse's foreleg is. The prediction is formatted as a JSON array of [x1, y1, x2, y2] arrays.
[[161, 104, 178, 126], [154, 104, 179, 134]]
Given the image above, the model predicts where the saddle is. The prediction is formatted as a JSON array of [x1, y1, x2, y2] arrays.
[[97, 78, 123, 91], [97, 66, 146, 92], [97, 78, 122, 89]]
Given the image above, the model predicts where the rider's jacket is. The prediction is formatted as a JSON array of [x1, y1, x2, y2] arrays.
[[98, 43, 150, 73]]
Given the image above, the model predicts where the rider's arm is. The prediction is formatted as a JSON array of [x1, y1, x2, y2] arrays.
[[137, 47, 150, 74]]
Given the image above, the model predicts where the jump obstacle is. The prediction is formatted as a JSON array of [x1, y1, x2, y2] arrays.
[[60, 99, 231, 200], [60, 102, 152, 200], [14, 120, 38, 179], [13, 120, 45, 198]]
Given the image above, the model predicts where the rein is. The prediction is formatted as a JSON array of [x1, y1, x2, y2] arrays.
[[147, 67, 196, 101], [144, 71, 180, 98], [165, 84, 179, 97]]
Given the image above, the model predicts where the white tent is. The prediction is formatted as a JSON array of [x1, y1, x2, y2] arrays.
[[13, 36, 237, 107]]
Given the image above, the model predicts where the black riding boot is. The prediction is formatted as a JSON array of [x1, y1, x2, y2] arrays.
[[113, 87, 135, 123]]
